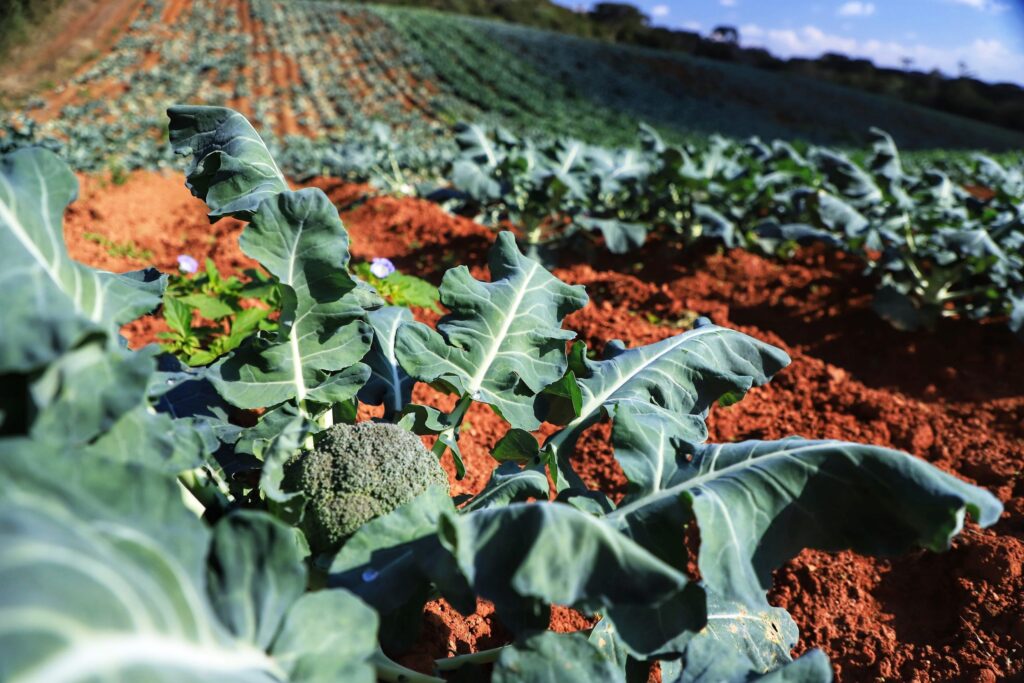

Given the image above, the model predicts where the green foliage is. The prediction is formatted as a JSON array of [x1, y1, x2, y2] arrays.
[[0, 110, 1006, 683], [283, 422, 449, 556], [395, 231, 588, 475], [0, 448, 381, 683], [353, 261, 441, 312], [81, 230, 153, 261], [159, 259, 280, 367], [440, 124, 1024, 338], [167, 105, 381, 411], [0, 148, 164, 372]]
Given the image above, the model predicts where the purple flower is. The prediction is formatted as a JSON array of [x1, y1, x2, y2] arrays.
[[369, 257, 396, 279], [177, 254, 199, 274]]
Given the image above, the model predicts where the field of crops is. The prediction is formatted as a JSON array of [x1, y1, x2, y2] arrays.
[[2, 1, 1024, 682], [8, 0, 1024, 165]]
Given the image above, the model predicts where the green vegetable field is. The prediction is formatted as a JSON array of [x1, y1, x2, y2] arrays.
[[2, 1, 1022, 681]]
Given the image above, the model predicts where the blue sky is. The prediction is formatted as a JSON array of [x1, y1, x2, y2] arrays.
[[558, 0, 1024, 85]]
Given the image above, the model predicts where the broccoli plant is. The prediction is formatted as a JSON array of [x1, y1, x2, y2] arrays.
[[0, 108, 1005, 683], [284, 422, 449, 555], [439, 123, 1024, 338]]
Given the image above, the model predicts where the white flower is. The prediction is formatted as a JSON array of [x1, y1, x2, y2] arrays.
[[177, 254, 199, 274], [369, 257, 396, 279]]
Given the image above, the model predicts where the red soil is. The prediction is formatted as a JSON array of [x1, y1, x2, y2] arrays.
[[3, 0, 144, 108], [63, 172, 1024, 682]]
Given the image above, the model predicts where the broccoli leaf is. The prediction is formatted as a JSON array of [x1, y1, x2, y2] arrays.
[[0, 148, 164, 372], [0, 447, 379, 682], [169, 106, 381, 411], [665, 648, 832, 683], [206, 510, 307, 650], [168, 105, 288, 221], [667, 591, 805, 679], [462, 462, 549, 512], [2, 339, 204, 473], [574, 216, 648, 254], [608, 438, 1003, 612], [810, 147, 882, 208], [26, 342, 154, 446], [492, 631, 626, 683], [209, 189, 376, 408], [358, 306, 416, 419], [437, 502, 706, 635], [541, 325, 790, 491], [397, 232, 588, 431]]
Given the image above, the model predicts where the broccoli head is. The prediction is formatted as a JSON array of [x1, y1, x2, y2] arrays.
[[284, 421, 449, 555]]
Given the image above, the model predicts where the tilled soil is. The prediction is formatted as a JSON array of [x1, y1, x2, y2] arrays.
[[64, 171, 1024, 682], [1, 0, 144, 104]]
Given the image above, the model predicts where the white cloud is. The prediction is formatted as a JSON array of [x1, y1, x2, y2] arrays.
[[651, 4, 670, 18], [946, 0, 1009, 12], [838, 2, 875, 16], [682, 20, 702, 31], [738, 23, 1024, 84], [720, 0, 737, 6]]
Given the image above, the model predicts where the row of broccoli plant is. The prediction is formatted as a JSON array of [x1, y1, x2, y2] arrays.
[[434, 122, 1024, 338], [1, 105, 1004, 683]]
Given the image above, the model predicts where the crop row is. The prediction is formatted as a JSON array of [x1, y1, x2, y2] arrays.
[[4, 0, 464, 171], [429, 122, 1024, 337]]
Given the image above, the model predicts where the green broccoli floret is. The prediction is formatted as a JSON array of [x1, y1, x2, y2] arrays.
[[284, 422, 449, 555]]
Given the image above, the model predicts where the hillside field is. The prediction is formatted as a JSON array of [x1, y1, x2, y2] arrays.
[[7, 0, 1024, 169]]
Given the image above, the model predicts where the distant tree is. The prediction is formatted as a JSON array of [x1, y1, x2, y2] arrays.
[[588, 3, 649, 42], [900, 57, 913, 71], [710, 25, 739, 45]]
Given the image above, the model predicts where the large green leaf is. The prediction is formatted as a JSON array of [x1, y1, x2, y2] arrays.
[[397, 231, 588, 430], [609, 404, 698, 502], [438, 501, 705, 635], [327, 485, 458, 651], [0, 148, 163, 372], [210, 189, 376, 408], [608, 438, 1003, 611], [543, 324, 790, 490], [3, 340, 203, 473], [462, 462, 550, 512], [669, 591, 808, 681], [810, 147, 882, 208], [492, 632, 626, 683], [27, 342, 153, 446], [574, 216, 647, 254], [169, 106, 380, 410], [206, 511, 307, 651], [168, 105, 288, 221], [0, 448, 378, 683], [665, 647, 831, 683]]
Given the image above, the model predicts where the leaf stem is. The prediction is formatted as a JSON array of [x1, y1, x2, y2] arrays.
[[177, 468, 230, 518], [434, 645, 509, 671], [433, 393, 473, 458]]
